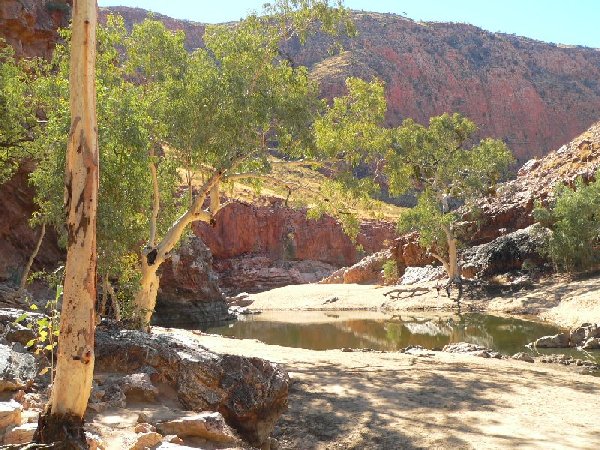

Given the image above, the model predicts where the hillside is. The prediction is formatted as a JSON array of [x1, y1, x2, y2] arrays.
[[97, 7, 600, 164]]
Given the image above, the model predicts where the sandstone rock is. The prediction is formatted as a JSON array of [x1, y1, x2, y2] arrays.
[[442, 342, 501, 359], [135, 423, 156, 434], [460, 225, 548, 278], [320, 250, 391, 285], [95, 328, 289, 447], [530, 333, 570, 348], [155, 236, 229, 327], [86, 431, 106, 450], [156, 412, 241, 443], [0, 344, 37, 392], [162, 435, 183, 444], [121, 373, 159, 402], [581, 338, 600, 350], [130, 431, 163, 450], [0, 400, 22, 429], [3, 422, 37, 445], [399, 265, 445, 285], [511, 352, 534, 363]]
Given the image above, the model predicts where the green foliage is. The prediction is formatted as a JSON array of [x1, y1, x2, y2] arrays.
[[382, 259, 399, 285], [15, 285, 62, 381], [388, 113, 514, 264], [0, 40, 36, 183], [30, 16, 180, 302], [533, 177, 600, 272]]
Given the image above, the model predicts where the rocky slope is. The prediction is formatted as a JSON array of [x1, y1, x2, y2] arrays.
[[0, 0, 70, 58], [97, 7, 600, 164]]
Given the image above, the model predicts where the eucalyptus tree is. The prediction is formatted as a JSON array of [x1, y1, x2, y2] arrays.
[[0, 39, 36, 183], [30, 16, 180, 318], [34, 0, 98, 445], [387, 113, 514, 281], [125, 3, 358, 329]]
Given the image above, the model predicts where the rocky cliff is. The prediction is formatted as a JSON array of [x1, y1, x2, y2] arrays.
[[0, 0, 71, 58], [98, 7, 600, 164], [193, 199, 396, 293]]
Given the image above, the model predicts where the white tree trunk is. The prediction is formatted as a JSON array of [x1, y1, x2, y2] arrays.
[[443, 224, 461, 281], [37, 0, 98, 442], [133, 172, 221, 329]]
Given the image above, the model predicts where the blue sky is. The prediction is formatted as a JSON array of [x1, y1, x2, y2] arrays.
[[96, 0, 600, 48]]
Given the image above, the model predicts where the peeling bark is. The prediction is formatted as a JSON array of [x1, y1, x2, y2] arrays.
[[36, 0, 98, 443]]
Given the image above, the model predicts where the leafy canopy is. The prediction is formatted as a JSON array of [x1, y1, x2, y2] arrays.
[[534, 176, 600, 272], [0, 40, 37, 183], [388, 113, 514, 255]]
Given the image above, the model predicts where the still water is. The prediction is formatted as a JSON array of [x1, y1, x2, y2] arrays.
[[206, 311, 600, 362]]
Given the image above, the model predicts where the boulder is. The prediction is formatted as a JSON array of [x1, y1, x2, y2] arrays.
[[320, 250, 390, 285], [460, 225, 548, 278], [0, 344, 37, 392], [0, 400, 22, 429], [511, 352, 534, 363], [442, 342, 502, 359], [95, 328, 289, 447], [156, 412, 241, 443], [530, 333, 570, 348], [130, 431, 163, 450], [3, 422, 37, 445], [154, 237, 229, 327], [581, 338, 600, 350]]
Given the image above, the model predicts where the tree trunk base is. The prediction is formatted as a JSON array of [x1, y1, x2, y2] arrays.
[[34, 410, 88, 449]]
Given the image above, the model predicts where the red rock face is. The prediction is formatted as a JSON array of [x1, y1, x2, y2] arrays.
[[0, 162, 63, 284], [0, 0, 71, 58], [194, 200, 396, 267], [192, 199, 396, 291]]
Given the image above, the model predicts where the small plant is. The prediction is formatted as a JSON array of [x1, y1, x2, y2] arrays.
[[382, 259, 399, 285], [15, 285, 62, 382]]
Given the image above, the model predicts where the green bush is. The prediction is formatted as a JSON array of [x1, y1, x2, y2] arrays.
[[382, 259, 399, 285], [533, 176, 600, 273]]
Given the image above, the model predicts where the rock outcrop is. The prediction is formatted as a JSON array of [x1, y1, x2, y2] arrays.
[[154, 237, 229, 326], [195, 199, 396, 292], [95, 328, 289, 447], [0, 0, 71, 58], [460, 225, 549, 278]]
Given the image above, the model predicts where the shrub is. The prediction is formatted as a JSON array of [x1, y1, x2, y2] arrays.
[[533, 176, 600, 272], [382, 259, 399, 285]]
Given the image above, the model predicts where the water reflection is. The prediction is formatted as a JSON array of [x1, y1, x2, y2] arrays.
[[206, 312, 599, 363]]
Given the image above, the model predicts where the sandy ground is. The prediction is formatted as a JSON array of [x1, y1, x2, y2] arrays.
[[168, 329, 600, 450], [85, 277, 600, 449], [248, 277, 600, 328]]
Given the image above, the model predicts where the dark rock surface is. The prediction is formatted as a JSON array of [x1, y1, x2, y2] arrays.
[[95, 328, 289, 447], [0, 345, 37, 392], [460, 225, 549, 278], [154, 237, 230, 327]]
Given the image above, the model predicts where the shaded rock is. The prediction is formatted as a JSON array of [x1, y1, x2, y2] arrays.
[[162, 435, 183, 444], [511, 352, 534, 363], [530, 333, 570, 348], [581, 338, 600, 350], [95, 328, 289, 447], [3, 422, 37, 445], [130, 431, 163, 450], [460, 225, 548, 278], [570, 323, 600, 347], [121, 373, 159, 402], [155, 237, 229, 327], [0, 400, 22, 429], [0, 344, 36, 392], [85, 431, 105, 450], [156, 412, 241, 443]]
